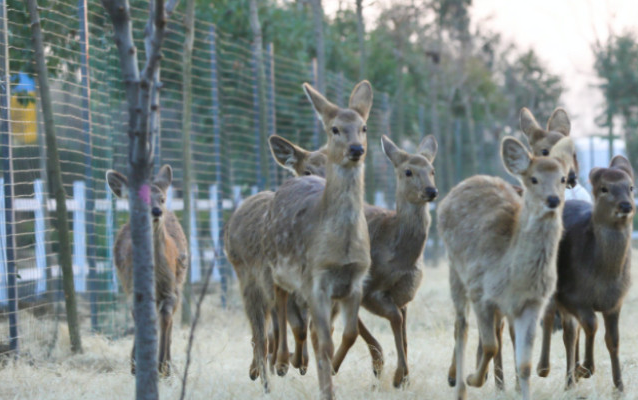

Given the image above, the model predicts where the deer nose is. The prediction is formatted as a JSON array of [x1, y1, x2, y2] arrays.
[[546, 195, 560, 209], [348, 144, 365, 160], [619, 201, 633, 214], [152, 207, 162, 217], [425, 187, 438, 201], [567, 170, 577, 188]]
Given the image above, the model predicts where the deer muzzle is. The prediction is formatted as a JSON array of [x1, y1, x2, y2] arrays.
[[348, 144, 365, 161]]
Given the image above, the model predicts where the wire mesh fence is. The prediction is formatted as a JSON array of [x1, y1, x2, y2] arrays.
[[0, 0, 434, 357]]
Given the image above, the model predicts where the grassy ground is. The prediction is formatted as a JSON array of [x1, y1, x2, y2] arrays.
[[2, 256, 638, 400]]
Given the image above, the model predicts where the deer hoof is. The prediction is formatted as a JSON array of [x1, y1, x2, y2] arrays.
[[575, 363, 593, 379], [159, 362, 171, 378], [276, 362, 289, 377], [249, 365, 259, 381], [393, 368, 409, 388], [466, 372, 485, 387], [537, 363, 550, 377]]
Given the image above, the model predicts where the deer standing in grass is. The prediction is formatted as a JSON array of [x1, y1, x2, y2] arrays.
[[536, 156, 634, 391], [224, 135, 326, 392], [328, 134, 438, 387], [438, 133, 574, 400], [107, 165, 188, 376], [263, 81, 373, 399]]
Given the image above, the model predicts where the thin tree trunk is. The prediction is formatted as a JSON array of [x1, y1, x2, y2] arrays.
[[310, 0, 326, 94], [461, 93, 477, 176], [26, 0, 83, 354], [102, 0, 179, 398], [356, 0, 366, 80], [180, 0, 195, 327]]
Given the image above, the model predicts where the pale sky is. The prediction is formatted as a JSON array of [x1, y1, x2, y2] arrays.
[[324, 0, 637, 138]]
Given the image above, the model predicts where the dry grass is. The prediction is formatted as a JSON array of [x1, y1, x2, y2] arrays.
[[2, 256, 638, 400]]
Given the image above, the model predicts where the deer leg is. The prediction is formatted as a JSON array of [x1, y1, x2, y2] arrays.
[[332, 292, 362, 377], [576, 310, 597, 379], [401, 306, 408, 358], [537, 300, 556, 378], [357, 317, 384, 378], [603, 310, 623, 391], [309, 290, 334, 400], [158, 295, 177, 377], [244, 286, 270, 392], [274, 286, 290, 376], [508, 319, 521, 392], [494, 318, 505, 390], [561, 311, 578, 389], [288, 295, 309, 375], [267, 308, 278, 374], [130, 310, 136, 375], [467, 304, 497, 388], [450, 270, 469, 400], [513, 306, 542, 400]]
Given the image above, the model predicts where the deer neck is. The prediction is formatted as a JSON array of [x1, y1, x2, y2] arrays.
[[320, 162, 366, 220], [395, 198, 430, 254], [153, 221, 169, 267], [591, 211, 632, 278]]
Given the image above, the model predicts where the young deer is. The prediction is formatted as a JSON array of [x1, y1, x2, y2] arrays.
[[438, 135, 574, 400], [263, 81, 372, 399], [224, 135, 326, 392], [329, 134, 438, 387], [536, 155, 634, 391], [107, 165, 188, 376]]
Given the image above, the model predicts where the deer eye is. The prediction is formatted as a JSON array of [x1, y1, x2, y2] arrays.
[[631, 186, 634, 192], [331, 126, 339, 135], [362, 125, 367, 133], [541, 149, 549, 156], [561, 177, 566, 184], [530, 177, 538, 184], [431, 169, 435, 176], [304, 171, 311, 176], [405, 169, 413, 177], [601, 187, 608, 193]]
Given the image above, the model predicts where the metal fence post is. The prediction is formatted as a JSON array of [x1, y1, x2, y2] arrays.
[[265, 43, 277, 189], [311, 58, 320, 148], [251, 43, 264, 191], [33, 179, 46, 294], [0, 0, 18, 355]]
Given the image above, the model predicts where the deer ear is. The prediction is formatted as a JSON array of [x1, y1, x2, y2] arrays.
[[520, 107, 545, 144], [417, 135, 438, 163], [106, 170, 128, 198], [501, 136, 532, 177], [269, 135, 309, 176], [610, 155, 634, 180], [154, 164, 173, 192], [547, 108, 571, 136], [303, 83, 339, 128], [589, 167, 603, 187], [549, 137, 575, 172], [381, 135, 408, 167], [349, 80, 373, 121]]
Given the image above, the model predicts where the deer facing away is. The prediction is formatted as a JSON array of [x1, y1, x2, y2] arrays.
[[438, 135, 574, 400], [263, 81, 373, 400], [106, 164, 188, 376], [536, 155, 634, 391], [223, 135, 326, 392]]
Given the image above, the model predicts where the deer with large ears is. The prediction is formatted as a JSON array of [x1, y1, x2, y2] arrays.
[[536, 155, 634, 392], [330, 134, 438, 387], [224, 135, 327, 391], [438, 135, 574, 400], [263, 81, 372, 399], [520, 107, 591, 202], [106, 165, 188, 377]]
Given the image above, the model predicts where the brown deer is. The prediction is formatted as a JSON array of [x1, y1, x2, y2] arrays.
[[224, 135, 327, 391], [106, 165, 188, 377], [536, 155, 634, 391], [263, 81, 372, 400], [438, 134, 574, 400]]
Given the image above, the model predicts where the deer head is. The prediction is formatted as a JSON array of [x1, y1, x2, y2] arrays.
[[106, 165, 173, 227], [502, 136, 573, 214], [303, 80, 373, 167], [520, 107, 579, 188], [589, 155, 635, 224], [269, 135, 328, 178], [381, 134, 438, 204]]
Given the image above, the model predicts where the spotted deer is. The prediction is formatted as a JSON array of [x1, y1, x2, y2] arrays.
[[106, 165, 188, 376], [224, 135, 326, 391], [329, 134, 438, 387], [263, 81, 372, 399], [438, 134, 574, 400], [536, 155, 634, 391]]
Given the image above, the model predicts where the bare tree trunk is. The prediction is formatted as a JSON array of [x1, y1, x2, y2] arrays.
[[180, 0, 195, 327], [26, 0, 83, 354], [310, 0, 326, 94], [461, 93, 477, 175], [355, 0, 366, 80], [102, 0, 179, 398]]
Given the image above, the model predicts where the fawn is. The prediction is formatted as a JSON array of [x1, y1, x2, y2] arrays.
[[438, 133, 574, 400], [329, 134, 438, 387], [536, 155, 634, 391], [224, 135, 326, 391], [106, 165, 188, 376], [263, 81, 372, 400]]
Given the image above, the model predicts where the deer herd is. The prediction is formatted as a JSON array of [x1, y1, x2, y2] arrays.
[[107, 80, 635, 400]]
